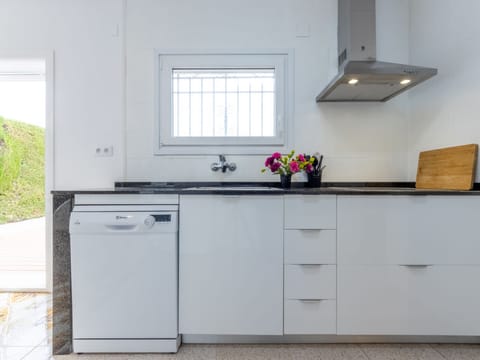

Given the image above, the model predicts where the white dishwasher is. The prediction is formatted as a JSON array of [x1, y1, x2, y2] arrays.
[[69, 195, 180, 353]]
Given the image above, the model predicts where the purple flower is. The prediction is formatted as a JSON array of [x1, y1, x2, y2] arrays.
[[297, 154, 305, 162], [289, 161, 300, 173], [270, 162, 281, 172], [264, 156, 274, 167], [306, 163, 313, 173], [272, 152, 282, 160]]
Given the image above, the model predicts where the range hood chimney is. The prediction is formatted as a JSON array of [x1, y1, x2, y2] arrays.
[[316, 0, 437, 102]]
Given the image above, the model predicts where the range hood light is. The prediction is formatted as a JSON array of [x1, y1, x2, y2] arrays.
[[348, 78, 359, 85], [400, 79, 411, 85]]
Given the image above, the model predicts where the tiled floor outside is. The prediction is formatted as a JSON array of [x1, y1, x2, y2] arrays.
[[2, 292, 480, 359], [0, 218, 46, 290], [0, 293, 51, 360]]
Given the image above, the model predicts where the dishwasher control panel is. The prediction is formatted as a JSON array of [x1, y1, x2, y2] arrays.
[[153, 214, 172, 222], [70, 208, 178, 234]]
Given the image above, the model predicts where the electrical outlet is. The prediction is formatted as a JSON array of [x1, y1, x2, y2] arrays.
[[95, 146, 114, 157]]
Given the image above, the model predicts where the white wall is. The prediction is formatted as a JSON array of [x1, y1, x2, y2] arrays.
[[408, 0, 480, 181], [125, 0, 412, 182], [0, 0, 124, 190], [3, 0, 460, 187]]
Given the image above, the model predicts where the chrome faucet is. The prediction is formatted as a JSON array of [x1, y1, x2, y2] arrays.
[[211, 154, 237, 173]]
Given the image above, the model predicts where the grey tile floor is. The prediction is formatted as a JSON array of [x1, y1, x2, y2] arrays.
[[2, 293, 480, 360], [53, 344, 480, 360]]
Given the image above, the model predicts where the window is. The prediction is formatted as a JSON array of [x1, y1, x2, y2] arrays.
[[156, 52, 293, 155], [172, 69, 276, 138]]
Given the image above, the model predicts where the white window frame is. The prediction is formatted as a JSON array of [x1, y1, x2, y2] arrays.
[[154, 50, 294, 155]]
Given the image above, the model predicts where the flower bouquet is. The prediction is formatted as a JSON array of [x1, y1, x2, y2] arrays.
[[262, 150, 314, 188]]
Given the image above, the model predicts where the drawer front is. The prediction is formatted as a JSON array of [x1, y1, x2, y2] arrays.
[[406, 265, 480, 336], [284, 195, 336, 229], [284, 299, 336, 334], [338, 196, 480, 265], [284, 230, 336, 264], [338, 265, 480, 336], [285, 265, 336, 299]]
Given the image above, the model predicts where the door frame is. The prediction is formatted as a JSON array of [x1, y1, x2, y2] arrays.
[[0, 50, 55, 292]]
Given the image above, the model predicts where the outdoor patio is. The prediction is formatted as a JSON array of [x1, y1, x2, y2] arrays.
[[0, 217, 46, 290]]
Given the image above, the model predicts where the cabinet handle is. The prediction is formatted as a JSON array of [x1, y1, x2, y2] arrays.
[[297, 264, 323, 267], [399, 264, 432, 268], [298, 299, 324, 303]]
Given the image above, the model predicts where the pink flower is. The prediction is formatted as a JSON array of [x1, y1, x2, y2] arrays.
[[264, 156, 274, 167], [289, 161, 300, 173], [306, 163, 313, 173], [298, 154, 305, 162], [272, 152, 282, 160], [270, 162, 281, 172]]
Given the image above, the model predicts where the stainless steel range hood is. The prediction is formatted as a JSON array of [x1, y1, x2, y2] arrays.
[[317, 0, 437, 102]]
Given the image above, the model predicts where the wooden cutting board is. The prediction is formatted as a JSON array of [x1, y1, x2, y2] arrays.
[[416, 144, 478, 190]]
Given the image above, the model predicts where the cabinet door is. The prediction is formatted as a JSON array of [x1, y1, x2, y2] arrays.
[[407, 265, 480, 336], [338, 265, 480, 336], [179, 195, 283, 335], [338, 196, 480, 265], [337, 265, 410, 335]]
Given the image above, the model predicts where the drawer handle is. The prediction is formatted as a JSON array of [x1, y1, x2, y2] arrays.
[[298, 299, 324, 303], [298, 264, 324, 267], [399, 264, 432, 268]]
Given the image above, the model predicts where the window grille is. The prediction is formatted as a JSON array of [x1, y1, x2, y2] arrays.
[[172, 69, 276, 138]]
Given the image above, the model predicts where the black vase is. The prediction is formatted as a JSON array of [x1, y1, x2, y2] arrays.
[[280, 174, 292, 189], [306, 172, 322, 188]]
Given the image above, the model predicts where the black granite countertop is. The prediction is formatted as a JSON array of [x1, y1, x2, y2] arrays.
[[50, 182, 480, 196]]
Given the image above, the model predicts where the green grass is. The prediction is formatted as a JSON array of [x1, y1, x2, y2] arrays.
[[0, 117, 44, 224]]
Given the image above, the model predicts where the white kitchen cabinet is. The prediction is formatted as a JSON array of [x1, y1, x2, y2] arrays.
[[337, 195, 480, 336], [338, 265, 480, 335], [284, 300, 336, 335], [179, 195, 283, 335], [284, 265, 336, 300], [284, 195, 336, 229], [284, 230, 336, 264], [338, 196, 480, 265], [283, 195, 337, 335], [338, 265, 410, 335]]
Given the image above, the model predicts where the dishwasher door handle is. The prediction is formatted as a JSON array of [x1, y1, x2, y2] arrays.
[[105, 224, 138, 231]]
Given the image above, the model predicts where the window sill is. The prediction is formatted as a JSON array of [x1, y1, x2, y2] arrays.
[[154, 144, 291, 156]]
